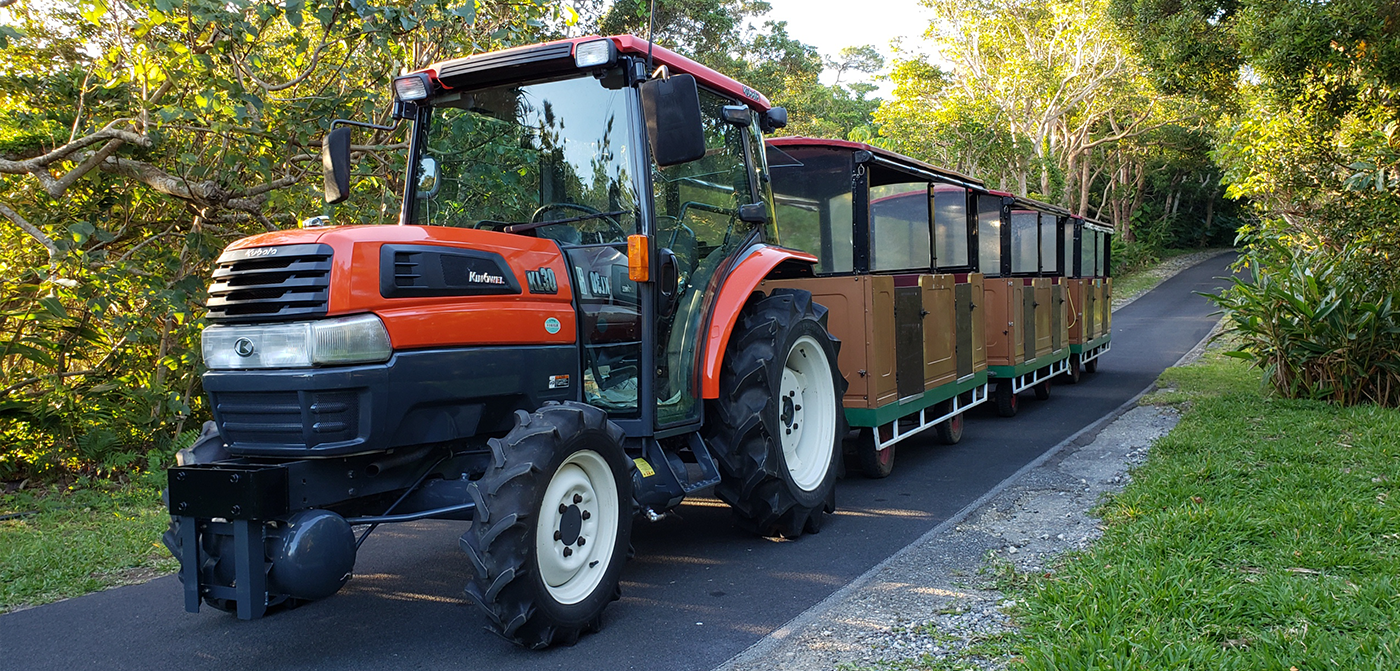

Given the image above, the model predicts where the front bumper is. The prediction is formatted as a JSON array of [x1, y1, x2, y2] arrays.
[[204, 345, 579, 457]]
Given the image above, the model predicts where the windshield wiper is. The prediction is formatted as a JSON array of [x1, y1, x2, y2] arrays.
[[503, 210, 627, 234]]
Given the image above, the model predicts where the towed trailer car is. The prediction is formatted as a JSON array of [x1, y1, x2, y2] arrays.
[[763, 138, 990, 478], [162, 35, 851, 649], [979, 195, 1074, 417], [1065, 216, 1113, 381]]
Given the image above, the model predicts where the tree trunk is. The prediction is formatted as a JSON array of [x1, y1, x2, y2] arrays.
[[1078, 152, 1092, 214]]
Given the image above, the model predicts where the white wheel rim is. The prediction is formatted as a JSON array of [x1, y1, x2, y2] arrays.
[[778, 335, 837, 492], [535, 449, 619, 605]]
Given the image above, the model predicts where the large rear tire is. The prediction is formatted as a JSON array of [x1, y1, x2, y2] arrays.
[[460, 402, 632, 649], [705, 289, 846, 538]]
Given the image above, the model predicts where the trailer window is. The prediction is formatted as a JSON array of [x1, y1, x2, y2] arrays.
[[1039, 213, 1058, 275], [1080, 228, 1095, 278], [1010, 210, 1039, 274], [933, 185, 969, 270], [978, 195, 1002, 276], [870, 182, 931, 272], [768, 146, 855, 274], [1064, 219, 1075, 277], [1095, 231, 1107, 276]]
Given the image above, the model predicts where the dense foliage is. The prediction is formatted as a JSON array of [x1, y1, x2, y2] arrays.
[[1111, 0, 1399, 404], [872, 0, 1242, 252]]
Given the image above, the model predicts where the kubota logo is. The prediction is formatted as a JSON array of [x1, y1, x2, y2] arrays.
[[234, 338, 256, 357], [243, 247, 278, 258]]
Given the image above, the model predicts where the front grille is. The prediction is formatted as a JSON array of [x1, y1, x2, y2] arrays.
[[215, 389, 361, 449], [206, 243, 332, 322]]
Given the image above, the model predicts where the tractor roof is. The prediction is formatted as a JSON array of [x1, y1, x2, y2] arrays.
[[419, 35, 772, 110]]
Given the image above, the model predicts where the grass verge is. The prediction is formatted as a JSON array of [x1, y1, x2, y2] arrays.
[[1, 473, 176, 613], [1010, 346, 1400, 669]]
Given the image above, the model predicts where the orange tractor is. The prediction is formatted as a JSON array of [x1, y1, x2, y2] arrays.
[[162, 36, 846, 648]]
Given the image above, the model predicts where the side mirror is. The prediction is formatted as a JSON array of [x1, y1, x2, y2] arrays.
[[640, 74, 706, 167], [738, 202, 769, 225], [416, 156, 440, 199], [760, 107, 788, 133], [656, 248, 680, 317], [321, 127, 353, 204]]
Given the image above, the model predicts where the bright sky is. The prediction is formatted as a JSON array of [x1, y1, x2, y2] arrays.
[[760, 0, 937, 96]]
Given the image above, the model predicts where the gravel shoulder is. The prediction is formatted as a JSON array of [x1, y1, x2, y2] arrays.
[[715, 255, 1229, 671]]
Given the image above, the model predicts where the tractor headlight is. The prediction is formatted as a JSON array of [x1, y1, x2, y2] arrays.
[[203, 314, 392, 369], [574, 39, 616, 69], [393, 73, 431, 102]]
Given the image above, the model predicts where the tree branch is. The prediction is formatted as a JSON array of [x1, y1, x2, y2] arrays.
[[0, 201, 59, 260], [0, 123, 149, 174]]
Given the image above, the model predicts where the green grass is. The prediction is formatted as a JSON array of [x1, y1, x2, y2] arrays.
[[1010, 348, 1400, 670], [0, 474, 176, 612]]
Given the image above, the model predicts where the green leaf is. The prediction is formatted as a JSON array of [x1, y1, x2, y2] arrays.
[[451, 2, 476, 23], [38, 297, 69, 320], [285, 0, 304, 28]]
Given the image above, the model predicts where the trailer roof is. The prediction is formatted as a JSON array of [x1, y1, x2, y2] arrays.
[[420, 35, 772, 110], [767, 137, 982, 187]]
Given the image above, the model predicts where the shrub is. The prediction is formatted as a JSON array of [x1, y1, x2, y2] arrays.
[[1210, 229, 1400, 407]]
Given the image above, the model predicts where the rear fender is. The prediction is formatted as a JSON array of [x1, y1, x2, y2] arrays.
[[700, 245, 817, 399]]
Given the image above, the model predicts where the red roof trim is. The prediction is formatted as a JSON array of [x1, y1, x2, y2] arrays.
[[420, 35, 771, 111]]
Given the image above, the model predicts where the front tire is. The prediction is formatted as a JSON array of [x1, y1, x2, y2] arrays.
[[460, 402, 632, 648], [706, 289, 846, 538]]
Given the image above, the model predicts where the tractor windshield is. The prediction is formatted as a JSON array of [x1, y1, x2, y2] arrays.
[[415, 75, 642, 245]]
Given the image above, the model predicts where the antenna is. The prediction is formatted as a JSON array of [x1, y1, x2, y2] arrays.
[[646, 0, 657, 73]]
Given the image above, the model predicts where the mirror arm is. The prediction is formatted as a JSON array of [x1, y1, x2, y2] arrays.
[[330, 118, 401, 133]]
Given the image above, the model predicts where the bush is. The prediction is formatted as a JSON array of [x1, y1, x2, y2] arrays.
[[1209, 229, 1400, 407]]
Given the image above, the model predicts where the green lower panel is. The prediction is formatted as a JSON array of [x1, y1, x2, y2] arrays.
[[1070, 333, 1112, 354], [988, 348, 1070, 379], [845, 371, 988, 428]]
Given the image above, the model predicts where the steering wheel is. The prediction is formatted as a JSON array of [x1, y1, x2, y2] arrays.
[[530, 203, 628, 245]]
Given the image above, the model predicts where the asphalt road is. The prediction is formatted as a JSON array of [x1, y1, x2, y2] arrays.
[[0, 253, 1237, 671]]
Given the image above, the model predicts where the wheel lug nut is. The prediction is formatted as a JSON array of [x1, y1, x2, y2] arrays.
[[573, 493, 583, 504], [795, 405, 801, 411], [581, 510, 591, 520], [789, 391, 795, 397], [554, 530, 562, 541], [577, 537, 586, 547], [563, 547, 573, 557], [559, 504, 568, 514], [785, 428, 791, 435]]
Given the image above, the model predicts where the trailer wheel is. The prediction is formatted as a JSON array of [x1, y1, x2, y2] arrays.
[[853, 428, 895, 479], [1034, 379, 1052, 400], [706, 289, 846, 538], [935, 410, 964, 445], [1084, 356, 1099, 374], [1063, 354, 1082, 384], [460, 401, 632, 649], [995, 382, 1019, 417]]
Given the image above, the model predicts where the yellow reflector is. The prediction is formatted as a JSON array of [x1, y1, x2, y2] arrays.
[[628, 234, 649, 282]]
